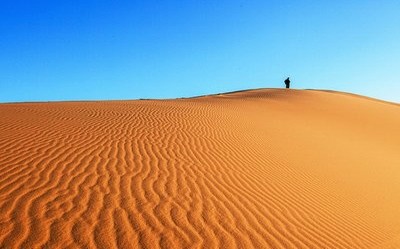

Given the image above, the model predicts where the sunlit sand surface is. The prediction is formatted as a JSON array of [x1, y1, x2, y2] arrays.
[[0, 89, 399, 248]]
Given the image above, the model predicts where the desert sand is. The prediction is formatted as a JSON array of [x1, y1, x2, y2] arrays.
[[0, 89, 399, 249]]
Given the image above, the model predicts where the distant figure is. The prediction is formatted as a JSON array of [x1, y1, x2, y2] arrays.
[[284, 77, 290, 89]]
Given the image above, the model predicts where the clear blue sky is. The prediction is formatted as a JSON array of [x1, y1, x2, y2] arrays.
[[1, 1, 399, 103]]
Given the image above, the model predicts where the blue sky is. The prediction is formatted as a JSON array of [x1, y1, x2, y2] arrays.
[[1, 1, 399, 103]]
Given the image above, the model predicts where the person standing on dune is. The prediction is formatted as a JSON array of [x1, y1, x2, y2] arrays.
[[284, 77, 290, 89]]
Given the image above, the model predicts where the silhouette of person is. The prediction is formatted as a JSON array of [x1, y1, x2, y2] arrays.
[[284, 77, 290, 89]]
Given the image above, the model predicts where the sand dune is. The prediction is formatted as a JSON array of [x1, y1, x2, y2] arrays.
[[0, 89, 399, 248]]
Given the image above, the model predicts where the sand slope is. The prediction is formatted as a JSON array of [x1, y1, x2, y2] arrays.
[[0, 89, 399, 249]]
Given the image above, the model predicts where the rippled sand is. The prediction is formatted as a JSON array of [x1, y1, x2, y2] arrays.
[[0, 89, 399, 248]]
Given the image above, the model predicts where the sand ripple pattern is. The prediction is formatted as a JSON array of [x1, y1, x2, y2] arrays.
[[1, 89, 400, 248]]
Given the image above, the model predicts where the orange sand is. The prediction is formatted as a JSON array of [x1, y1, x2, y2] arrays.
[[0, 89, 399, 248]]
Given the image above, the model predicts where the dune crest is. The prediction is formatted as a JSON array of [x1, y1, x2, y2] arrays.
[[0, 89, 399, 248]]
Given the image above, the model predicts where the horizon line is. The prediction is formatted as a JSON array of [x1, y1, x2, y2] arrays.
[[0, 88, 398, 105]]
